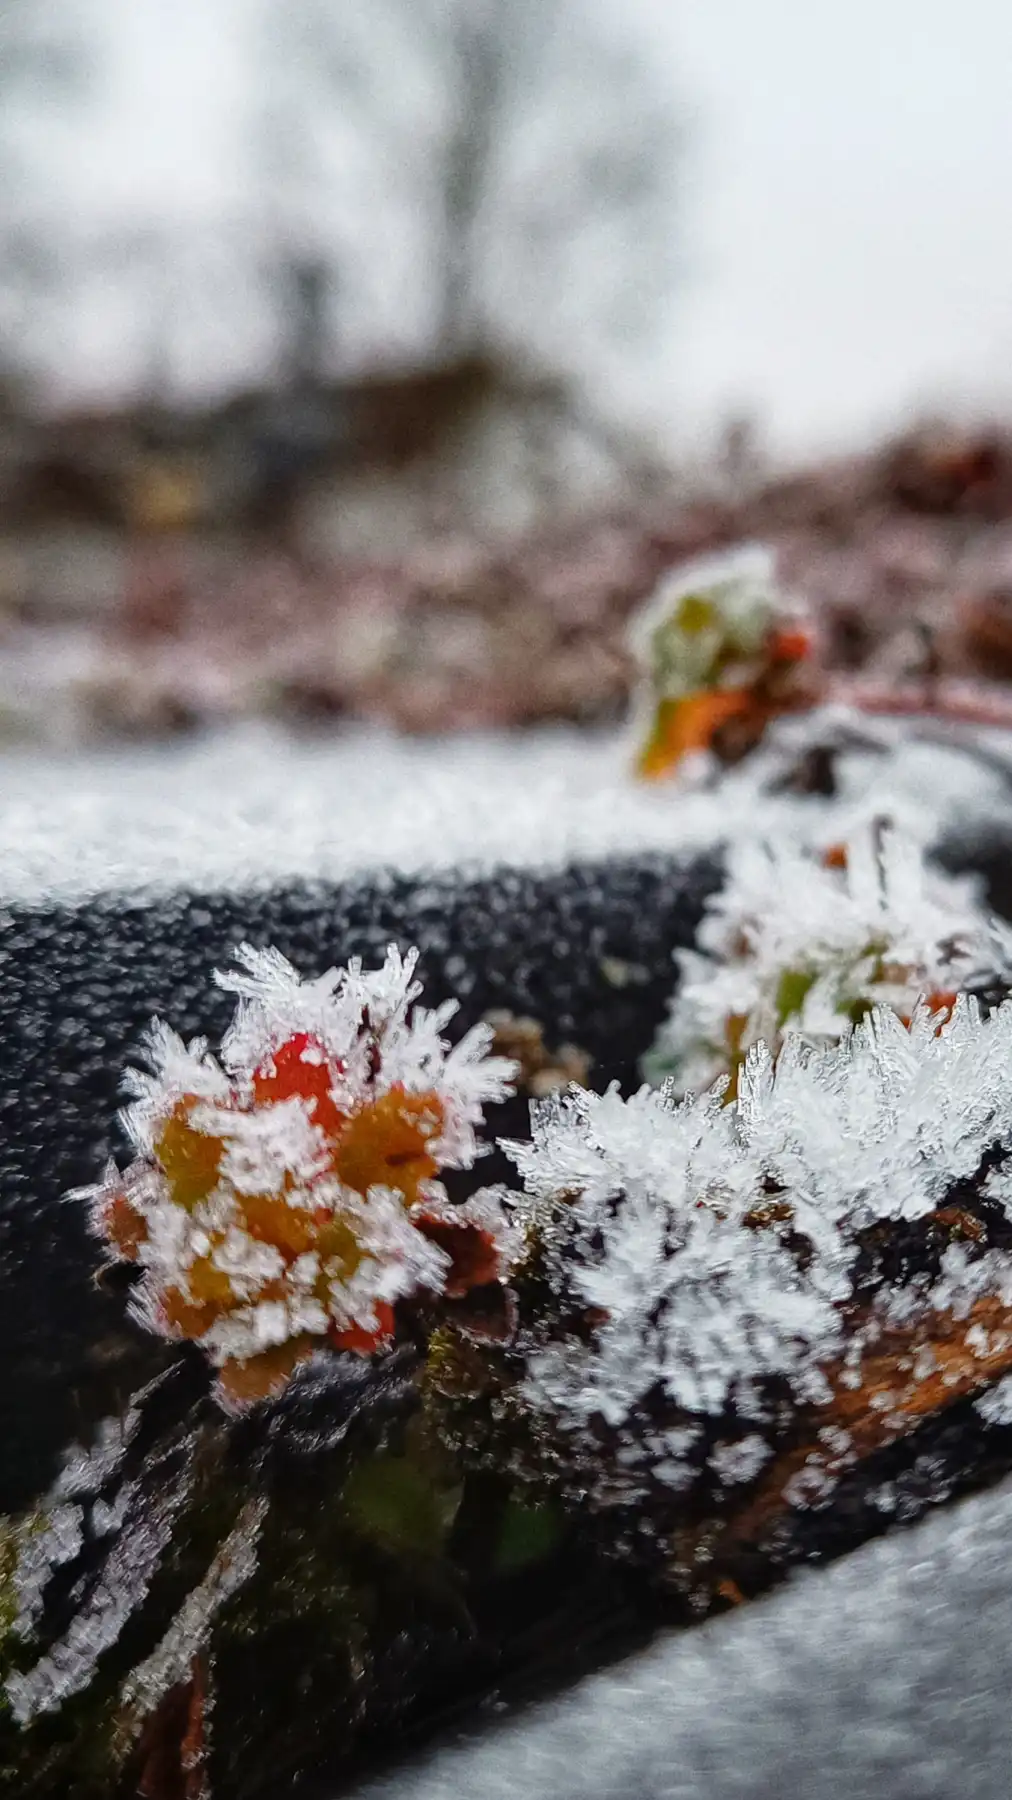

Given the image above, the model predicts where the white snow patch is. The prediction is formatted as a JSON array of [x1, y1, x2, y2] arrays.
[[0, 718, 1010, 904]]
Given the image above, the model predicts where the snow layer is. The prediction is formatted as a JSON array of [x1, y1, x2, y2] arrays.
[[358, 1468, 1012, 1800], [2, 718, 1012, 905]]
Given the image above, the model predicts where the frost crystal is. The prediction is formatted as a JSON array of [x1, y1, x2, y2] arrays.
[[118, 1496, 268, 1732], [507, 995, 1012, 1490], [12, 1415, 137, 1640], [81, 943, 517, 1406], [709, 1434, 772, 1488], [974, 1373, 1012, 1426], [647, 822, 1003, 1094], [7, 1432, 195, 1724]]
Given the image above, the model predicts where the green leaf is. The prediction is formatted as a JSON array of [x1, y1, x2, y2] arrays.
[[774, 966, 817, 1027], [493, 1498, 564, 1573]]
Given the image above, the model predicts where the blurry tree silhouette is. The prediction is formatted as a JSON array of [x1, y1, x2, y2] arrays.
[[0, 0, 90, 385], [252, 0, 684, 394]]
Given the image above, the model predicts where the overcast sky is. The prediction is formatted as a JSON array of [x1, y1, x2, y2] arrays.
[[666, 0, 1012, 454], [19, 0, 1012, 460]]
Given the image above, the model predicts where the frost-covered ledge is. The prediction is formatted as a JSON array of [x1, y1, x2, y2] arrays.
[[7, 721, 1012, 1795], [358, 1461, 1012, 1800], [1, 719, 1012, 906]]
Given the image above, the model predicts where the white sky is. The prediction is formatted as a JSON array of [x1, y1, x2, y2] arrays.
[[16, 0, 1012, 459], [664, 0, 1012, 454], [26, 0, 243, 234]]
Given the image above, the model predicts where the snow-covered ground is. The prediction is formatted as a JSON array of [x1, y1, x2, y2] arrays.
[[12, 0, 1012, 460], [2, 719, 1010, 904]]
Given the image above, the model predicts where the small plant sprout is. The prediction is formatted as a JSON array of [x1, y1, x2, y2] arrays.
[[630, 545, 817, 780], [646, 822, 1008, 1096], [83, 945, 519, 1407]]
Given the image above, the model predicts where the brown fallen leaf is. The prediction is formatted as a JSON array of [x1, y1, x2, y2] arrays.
[[135, 1656, 210, 1800], [704, 1295, 1012, 1578]]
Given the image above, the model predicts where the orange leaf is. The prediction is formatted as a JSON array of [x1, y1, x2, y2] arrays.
[[101, 1187, 148, 1260], [413, 1210, 501, 1298], [334, 1087, 445, 1205], [216, 1335, 316, 1407], [636, 689, 752, 780], [240, 1190, 322, 1259], [253, 1033, 346, 1138], [155, 1098, 226, 1211], [330, 1302, 396, 1357], [766, 626, 813, 664]]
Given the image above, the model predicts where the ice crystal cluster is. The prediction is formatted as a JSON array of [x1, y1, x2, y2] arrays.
[[646, 823, 1008, 1094], [4, 1410, 194, 1725], [84, 945, 518, 1406], [505, 994, 1012, 1503], [631, 545, 815, 779]]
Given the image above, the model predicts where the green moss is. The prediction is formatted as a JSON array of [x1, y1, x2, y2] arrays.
[[340, 1450, 461, 1560], [493, 1497, 565, 1573]]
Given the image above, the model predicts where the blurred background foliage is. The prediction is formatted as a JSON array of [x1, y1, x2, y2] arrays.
[[0, 1, 1011, 745]]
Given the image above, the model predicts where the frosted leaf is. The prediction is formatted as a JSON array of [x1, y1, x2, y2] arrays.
[[216, 941, 410, 1078], [208, 1097, 331, 1196], [120, 1020, 232, 1156], [118, 1496, 268, 1732], [82, 942, 518, 1404], [648, 821, 1001, 1094], [214, 941, 514, 1165], [628, 545, 815, 780], [630, 545, 801, 701], [410, 1184, 528, 1281], [317, 1187, 450, 1321]]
